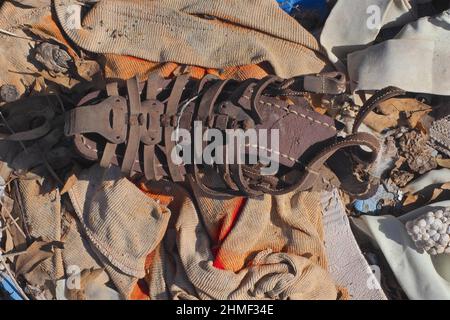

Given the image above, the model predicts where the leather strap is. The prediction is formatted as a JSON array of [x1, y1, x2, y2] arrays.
[[121, 77, 142, 175], [106, 82, 119, 96], [352, 86, 406, 133], [196, 79, 231, 123], [146, 72, 160, 100], [100, 82, 120, 168], [258, 132, 380, 196], [251, 76, 282, 124], [164, 74, 190, 181], [2, 120, 51, 141], [142, 73, 165, 181]]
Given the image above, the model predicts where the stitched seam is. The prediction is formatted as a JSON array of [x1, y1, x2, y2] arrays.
[[315, 139, 376, 158], [245, 144, 301, 164], [80, 137, 163, 166], [242, 95, 336, 131], [83, 139, 300, 167]]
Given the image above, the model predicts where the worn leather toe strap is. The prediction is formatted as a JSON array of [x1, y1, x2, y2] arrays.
[[352, 86, 406, 133]]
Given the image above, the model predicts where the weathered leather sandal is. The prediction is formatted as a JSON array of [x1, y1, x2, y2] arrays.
[[0, 73, 400, 198], [63, 72, 386, 198]]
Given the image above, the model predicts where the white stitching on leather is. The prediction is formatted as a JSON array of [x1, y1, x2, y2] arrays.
[[245, 144, 300, 164], [80, 137, 163, 166], [242, 95, 337, 131]]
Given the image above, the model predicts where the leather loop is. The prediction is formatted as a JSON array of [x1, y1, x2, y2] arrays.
[[101, 82, 120, 168], [196, 79, 231, 123], [140, 100, 164, 145], [251, 76, 282, 124], [303, 72, 346, 94], [352, 86, 406, 133], [276, 132, 380, 196], [229, 163, 263, 197]]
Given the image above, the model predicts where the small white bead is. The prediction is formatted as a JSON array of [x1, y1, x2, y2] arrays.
[[440, 234, 450, 246], [426, 216, 435, 225], [430, 248, 438, 255], [433, 233, 441, 242], [432, 233, 441, 241], [406, 221, 414, 231], [437, 246, 445, 254], [431, 220, 442, 230], [418, 219, 427, 228], [413, 226, 420, 234], [422, 234, 430, 241], [436, 210, 444, 219]]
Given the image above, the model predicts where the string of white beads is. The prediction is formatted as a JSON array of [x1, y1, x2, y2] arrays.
[[405, 208, 450, 255]]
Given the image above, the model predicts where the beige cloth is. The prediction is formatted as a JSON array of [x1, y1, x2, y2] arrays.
[[67, 165, 170, 297], [320, 0, 450, 96], [14, 165, 344, 300], [147, 180, 341, 300], [320, 0, 430, 71], [0, 2, 101, 99], [348, 9, 450, 95], [54, 0, 328, 78], [17, 179, 65, 288], [14, 165, 170, 299]]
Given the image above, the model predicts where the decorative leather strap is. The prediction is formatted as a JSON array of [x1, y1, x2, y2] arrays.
[[121, 77, 142, 175], [164, 74, 190, 182], [298, 132, 380, 194], [352, 86, 406, 133], [142, 73, 165, 181], [100, 82, 120, 168]]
